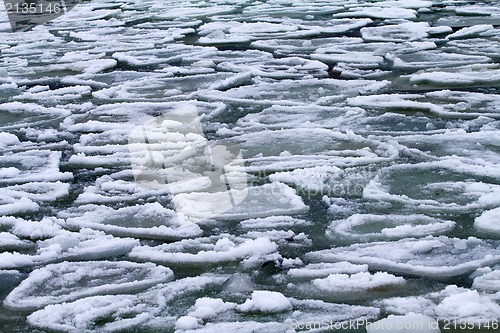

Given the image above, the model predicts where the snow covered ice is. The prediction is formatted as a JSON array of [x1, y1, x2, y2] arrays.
[[1, 0, 500, 332]]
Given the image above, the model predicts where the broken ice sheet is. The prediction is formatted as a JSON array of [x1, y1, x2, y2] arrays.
[[0, 232, 32, 252], [239, 216, 312, 230], [360, 22, 451, 42], [326, 214, 456, 243], [387, 51, 491, 70], [311, 271, 406, 294], [156, 5, 237, 20], [128, 236, 278, 267], [306, 236, 500, 279], [0, 196, 39, 216], [0, 150, 72, 185], [242, 230, 312, 249], [333, 6, 418, 20], [4, 261, 174, 311], [395, 130, 500, 168], [198, 77, 389, 106], [474, 207, 500, 237], [232, 128, 398, 173], [196, 21, 301, 45], [288, 262, 369, 280], [233, 104, 366, 131], [444, 38, 500, 59], [241, 0, 344, 18], [447, 24, 496, 40], [250, 36, 363, 57], [111, 43, 214, 69], [268, 164, 379, 199], [380, 285, 500, 325], [74, 171, 188, 204], [347, 90, 500, 119], [408, 64, 500, 88], [2, 181, 70, 203], [28, 294, 154, 333], [363, 160, 500, 212], [27, 275, 228, 332], [12, 85, 91, 103], [173, 295, 379, 333], [60, 203, 202, 240], [172, 182, 308, 222], [0, 216, 62, 240], [0, 229, 138, 270], [214, 57, 328, 80]]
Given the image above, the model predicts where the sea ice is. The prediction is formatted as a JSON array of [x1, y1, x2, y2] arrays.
[[61, 203, 202, 240], [4, 261, 174, 310], [128, 236, 278, 266], [381, 285, 500, 324], [236, 290, 292, 313], [288, 262, 369, 280], [0, 229, 138, 270], [306, 236, 500, 278], [474, 208, 500, 236], [27, 274, 228, 332], [234, 128, 398, 173], [361, 22, 451, 42], [27, 294, 152, 332], [333, 7, 418, 19], [172, 182, 308, 222], [312, 272, 406, 293], [363, 160, 500, 212], [409, 64, 500, 88], [473, 269, 500, 292], [327, 214, 455, 242], [447, 25, 495, 39], [239, 216, 312, 230]]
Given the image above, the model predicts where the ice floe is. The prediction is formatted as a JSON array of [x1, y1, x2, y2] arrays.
[[327, 214, 456, 242], [333, 6, 418, 20], [172, 182, 308, 222], [233, 129, 398, 173], [0, 150, 72, 184], [381, 285, 500, 325], [0, 197, 39, 215], [198, 78, 389, 106], [288, 262, 369, 280], [239, 216, 312, 230], [363, 160, 500, 212], [448, 24, 496, 39], [312, 271, 406, 293], [61, 203, 202, 240], [472, 269, 500, 292], [306, 236, 500, 278], [237, 290, 292, 313], [28, 294, 154, 333], [27, 275, 228, 332], [0, 229, 138, 270], [129, 236, 278, 266], [474, 208, 500, 236], [361, 22, 451, 42], [4, 261, 174, 311], [409, 64, 500, 88]]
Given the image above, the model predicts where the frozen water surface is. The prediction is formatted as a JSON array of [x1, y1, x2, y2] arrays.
[[1, 0, 500, 332]]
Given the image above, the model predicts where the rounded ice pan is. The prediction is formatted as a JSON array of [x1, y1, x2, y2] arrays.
[[128, 103, 248, 224]]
